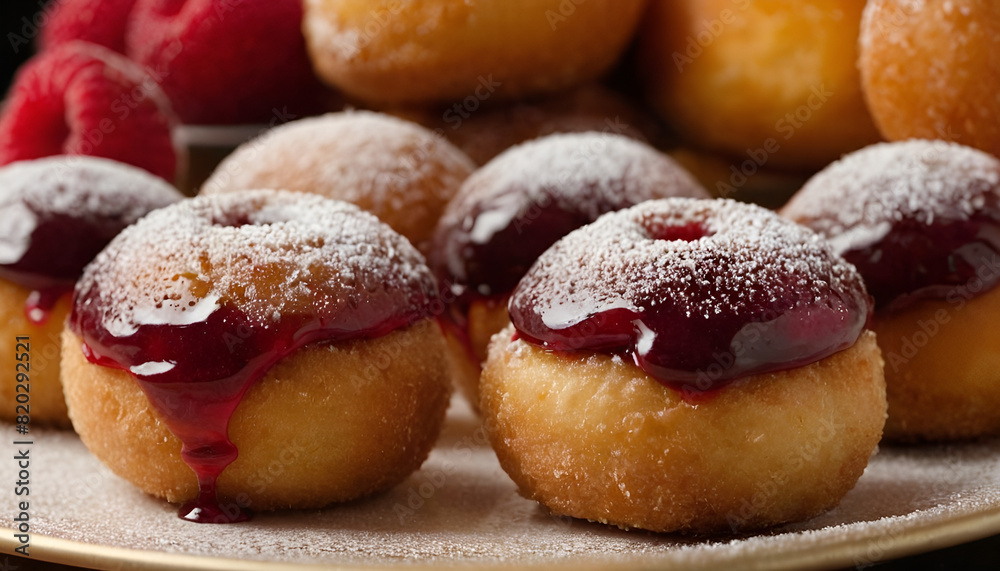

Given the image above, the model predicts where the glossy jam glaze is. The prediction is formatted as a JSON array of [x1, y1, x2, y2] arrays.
[[68, 191, 439, 522], [509, 198, 871, 395], [782, 140, 1000, 311], [840, 216, 1000, 309], [0, 156, 182, 324], [430, 133, 708, 312]]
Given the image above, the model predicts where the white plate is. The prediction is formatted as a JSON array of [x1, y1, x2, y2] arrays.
[[3, 397, 1000, 570]]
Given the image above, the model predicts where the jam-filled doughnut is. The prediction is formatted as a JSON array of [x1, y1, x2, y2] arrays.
[[639, 0, 881, 171], [0, 156, 182, 427], [430, 133, 708, 407], [62, 190, 451, 522], [859, 0, 1000, 158], [201, 111, 475, 253], [302, 0, 647, 105], [783, 140, 1000, 442], [482, 198, 886, 533]]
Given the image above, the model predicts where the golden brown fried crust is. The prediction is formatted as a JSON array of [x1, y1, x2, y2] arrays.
[[446, 298, 510, 413], [873, 286, 1000, 442], [639, 0, 880, 171], [443, 326, 482, 414], [468, 298, 510, 364], [481, 327, 886, 534], [303, 0, 647, 105], [859, 0, 1000, 158], [0, 278, 72, 427], [61, 319, 452, 510]]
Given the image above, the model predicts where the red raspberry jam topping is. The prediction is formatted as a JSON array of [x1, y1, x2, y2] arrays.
[[783, 140, 1000, 310], [509, 198, 871, 396], [429, 133, 707, 352], [68, 191, 439, 522], [0, 157, 182, 324]]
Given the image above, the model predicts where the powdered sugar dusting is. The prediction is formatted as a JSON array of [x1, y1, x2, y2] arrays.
[[430, 133, 708, 295], [8, 395, 1000, 568], [74, 190, 437, 338], [200, 111, 475, 251], [513, 198, 865, 326], [446, 132, 708, 232], [782, 140, 1000, 253], [0, 156, 182, 265]]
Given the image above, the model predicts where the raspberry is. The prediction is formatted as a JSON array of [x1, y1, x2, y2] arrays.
[[126, 0, 326, 124], [0, 41, 180, 182], [39, 0, 140, 54]]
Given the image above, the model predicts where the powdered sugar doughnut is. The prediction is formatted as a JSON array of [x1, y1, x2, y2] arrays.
[[859, 0, 1000, 158], [430, 133, 708, 406], [0, 156, 182, 427], [303, 0, 646, 105], [201, 112, 475, 253], [62, 190, 451, 521], [482, 198, 886, 533], [783, 140, 1000, 441]]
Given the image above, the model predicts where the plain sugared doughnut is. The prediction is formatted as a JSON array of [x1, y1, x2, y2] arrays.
[[859, 0, 1000, 158], [63, 190, 451, 521], [639, 0, 881, 171], [201, 111, 475, 253], [303, 0, 647, 105], [783, 140, 1000, 441], [429, 133, 708, 407], [483, 198, 885, 533], [0, 156, 182, 427]]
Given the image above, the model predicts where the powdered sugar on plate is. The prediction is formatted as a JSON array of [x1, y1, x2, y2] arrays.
[[5, 395, 1000, 569]]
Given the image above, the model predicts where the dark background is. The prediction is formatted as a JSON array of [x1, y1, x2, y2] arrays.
[[1, 0, 45, 96]]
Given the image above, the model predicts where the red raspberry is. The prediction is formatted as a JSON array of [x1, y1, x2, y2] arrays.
[[39, 0, 140, 54], [0, 41, 180, 182], [126, 0, 326, 125]]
